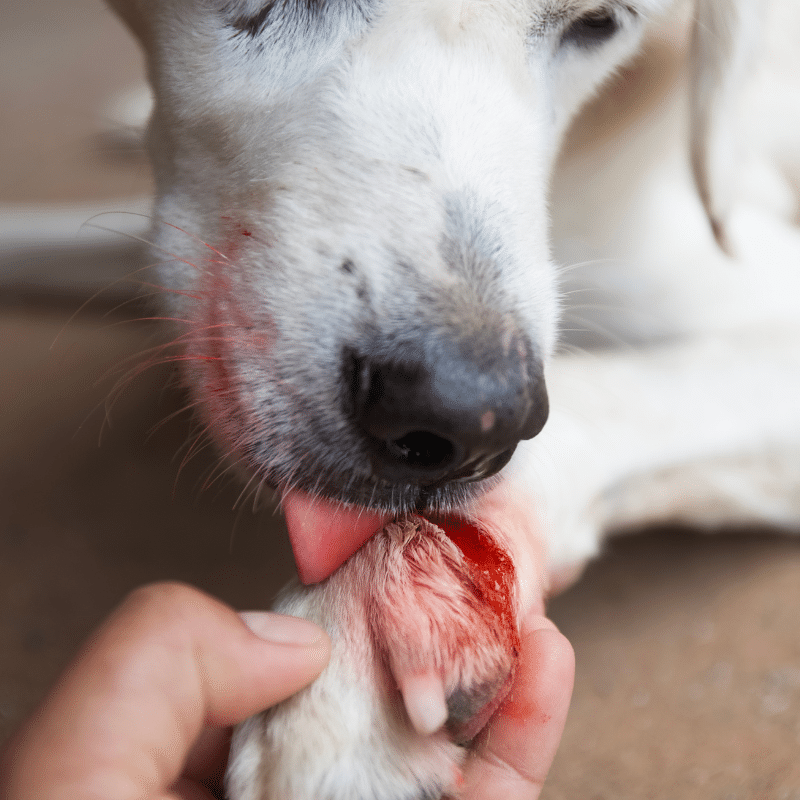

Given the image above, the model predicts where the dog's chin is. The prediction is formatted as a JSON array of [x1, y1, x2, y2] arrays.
[[277, 472, 503, 585]]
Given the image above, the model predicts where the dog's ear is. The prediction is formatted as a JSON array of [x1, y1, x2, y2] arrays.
[[106, 0, 151, 47], [688, 0, 761, 254]]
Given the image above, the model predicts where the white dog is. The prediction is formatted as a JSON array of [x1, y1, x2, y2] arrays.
[[106, 0, 800, 796]]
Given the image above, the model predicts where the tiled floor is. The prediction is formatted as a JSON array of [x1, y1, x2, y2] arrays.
[[2, 1, 800, 798]]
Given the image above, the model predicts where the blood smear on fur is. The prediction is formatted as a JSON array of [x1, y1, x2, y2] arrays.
[[366, 515, 519, 744], [436, 515, 518, 638]]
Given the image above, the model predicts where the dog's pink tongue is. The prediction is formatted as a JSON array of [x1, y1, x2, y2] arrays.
[[282, 490, 392, 584]]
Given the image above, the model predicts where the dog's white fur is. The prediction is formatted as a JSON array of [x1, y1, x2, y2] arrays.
[[106, 0, 800, 796]]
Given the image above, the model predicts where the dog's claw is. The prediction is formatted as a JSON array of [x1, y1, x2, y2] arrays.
[[400, 671, 449, 736]]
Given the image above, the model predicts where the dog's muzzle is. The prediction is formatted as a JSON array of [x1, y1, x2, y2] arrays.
[[346, 330, 548, 489]]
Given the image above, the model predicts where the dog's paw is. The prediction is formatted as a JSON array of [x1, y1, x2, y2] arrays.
[[226, 516, 520, 800]]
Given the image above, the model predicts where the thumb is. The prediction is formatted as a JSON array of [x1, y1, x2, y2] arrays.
[[0, 582, 330, 800], [225, 608, 332, 720]]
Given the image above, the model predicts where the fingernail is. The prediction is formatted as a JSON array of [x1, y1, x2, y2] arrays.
[[240, 611, 326, 646]]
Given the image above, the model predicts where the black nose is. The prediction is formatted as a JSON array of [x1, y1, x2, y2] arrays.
[[347, 337, 548, 487]]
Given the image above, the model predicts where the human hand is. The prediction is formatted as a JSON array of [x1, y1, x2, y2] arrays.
[[460, 608, 574, 799], [0, 583, 572, 800], [0, 583, 331, 800]]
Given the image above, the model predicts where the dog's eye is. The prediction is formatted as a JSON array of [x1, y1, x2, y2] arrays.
[[561, 11, 620, 49]]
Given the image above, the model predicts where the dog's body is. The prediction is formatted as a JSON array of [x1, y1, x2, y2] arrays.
[[107, 0, 800, 796]]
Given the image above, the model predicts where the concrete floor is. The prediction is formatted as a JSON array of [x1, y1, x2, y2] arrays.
[[2, 1, 800, 798]]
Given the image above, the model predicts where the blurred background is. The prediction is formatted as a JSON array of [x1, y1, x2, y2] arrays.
[[1, 1, 799, 798]]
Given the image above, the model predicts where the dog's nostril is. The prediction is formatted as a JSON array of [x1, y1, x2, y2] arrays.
[[385, 431, 455, 471], [450, 448, 516, 483]]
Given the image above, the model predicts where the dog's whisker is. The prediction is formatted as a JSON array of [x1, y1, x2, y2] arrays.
[[197, 452, 235, 496], [155, 218, 231, 262], [559, 286, 612, 301], [144, 397, 205, 443], [559, 313, 640, 350], [251, 475, 269, 514], [556, 256, 617, 272], [173, 424, 220, 491], [81, 219, 206, 274], [51, 263, 177, 350], [231, 469, 263, 512], [82, 211, 230, 267]]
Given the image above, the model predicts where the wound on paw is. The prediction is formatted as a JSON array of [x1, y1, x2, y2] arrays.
[[366, 516, 520, 745]]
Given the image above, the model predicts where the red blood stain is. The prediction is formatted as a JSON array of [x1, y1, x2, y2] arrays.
[[219, 216, 254, 257], [434, 516, 517, 639], [200, 271, 235, 400], [496, 641, 553, 725], [207, 339, 232, 398], [431, 515, 521, 740], [452, 765, 465, 790]]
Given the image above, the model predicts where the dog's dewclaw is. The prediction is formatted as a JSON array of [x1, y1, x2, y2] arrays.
[[226, 514, 520, 800], [398, 671, 449, 736]]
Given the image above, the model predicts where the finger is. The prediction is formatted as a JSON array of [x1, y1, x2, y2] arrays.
[[460, 619, 574, 800], [159, 776, 218, 800], [180, 725, 231, 791], [0, 582, 330, 800]]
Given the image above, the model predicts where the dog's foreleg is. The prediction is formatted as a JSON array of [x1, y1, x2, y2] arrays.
[[528, 324, 800, 578], [226, 517, 520, 800]]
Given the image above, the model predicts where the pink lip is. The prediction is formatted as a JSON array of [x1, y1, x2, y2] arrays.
[[282, 490, 393, 584]]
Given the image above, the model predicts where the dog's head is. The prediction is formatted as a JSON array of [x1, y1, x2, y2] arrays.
[[109, 0, 752, 580]]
